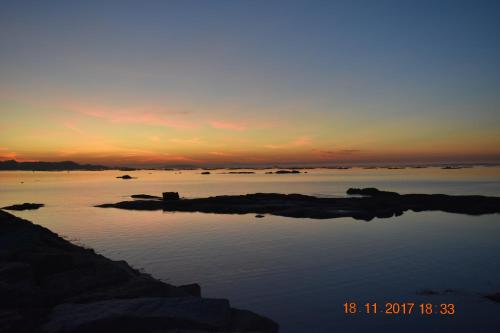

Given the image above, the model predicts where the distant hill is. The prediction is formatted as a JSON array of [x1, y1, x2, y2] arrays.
[[0, 160, 109, 171]]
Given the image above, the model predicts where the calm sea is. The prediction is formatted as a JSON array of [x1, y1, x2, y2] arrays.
[[1, 167, 500, 332]]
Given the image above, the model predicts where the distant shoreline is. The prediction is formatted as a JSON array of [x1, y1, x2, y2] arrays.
[[2, 159, 499, 172]]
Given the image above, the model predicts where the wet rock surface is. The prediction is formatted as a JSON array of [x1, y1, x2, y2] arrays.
[[0, 210, 278, 333]]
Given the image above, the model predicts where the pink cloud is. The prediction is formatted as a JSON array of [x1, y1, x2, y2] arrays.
[[210, 120, 246, 131], [208, 151, 235, 156], [264, 136, 313, 149], [71, 104, 197, 129]]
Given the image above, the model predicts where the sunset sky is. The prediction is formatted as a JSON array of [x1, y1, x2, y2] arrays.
[[1, 0, 500, 166]]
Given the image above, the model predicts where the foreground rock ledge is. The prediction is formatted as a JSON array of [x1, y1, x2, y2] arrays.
[[0, 210, 279, 333], [96, 188, 500, 221]]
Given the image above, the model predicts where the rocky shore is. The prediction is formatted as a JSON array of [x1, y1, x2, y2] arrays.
[[0, 210, 279, 333], [96, 188, 500, 221]]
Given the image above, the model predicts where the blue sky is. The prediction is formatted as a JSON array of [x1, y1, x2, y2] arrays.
[[1, 0, 499, 165]]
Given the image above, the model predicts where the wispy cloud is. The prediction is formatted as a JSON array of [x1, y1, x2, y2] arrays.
[[314, 149, 361, 155], [55, 146, 200, 165], [70, 104, 197, 129], [264, 136, 312, 149], [209, 120, 246, 131], [312, 148, 362, 158], [168, 137, 203, 145], [208, 151, 235, 156]]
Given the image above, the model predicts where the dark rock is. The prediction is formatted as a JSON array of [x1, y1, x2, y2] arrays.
[[201, 172, 210, 175], [131, 194, 162, 200], [97, 188, 500, 221], [162, 192, 180, 201], [346, 188, 399, 197], [43, 297, 233, 333], [230, 308, 279, 333], [116, 175, 134, 179], [0, 210, 279, 333], [178, 283, 201, 297], [2, 203, 44, 211], [255, 215, 265, 218], [274, 170, 300, 174], [226, 171, 255, 174]]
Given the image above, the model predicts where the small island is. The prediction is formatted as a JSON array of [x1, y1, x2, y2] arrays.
[[96, 188, 500, 221]]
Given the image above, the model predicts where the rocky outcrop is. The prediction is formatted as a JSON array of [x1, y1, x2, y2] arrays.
[[0, 210, 278, 333], [274, 170, 300, 174], [131, 194, 162, 200], [162, 192, 180, 201], [224, 172, 256, 174], [116, 175, 134, 179], [1, 203, 44, 211], [96, 188, 500, 221]]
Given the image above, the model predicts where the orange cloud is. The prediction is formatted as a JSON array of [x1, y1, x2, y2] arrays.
[[210, 120, 246, 131], [208, 151, 235, 156], [0, 151, 17, 159], [71, 104, 197, 129], [169, 137, 203, 144], [264, 136, 312, 149], [313, 149, 361, 156]]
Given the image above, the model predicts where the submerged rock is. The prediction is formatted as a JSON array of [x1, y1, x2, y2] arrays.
[[1, 203, 44, 211]]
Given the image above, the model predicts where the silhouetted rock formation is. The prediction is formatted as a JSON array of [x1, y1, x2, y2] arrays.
[[97, 188, 500, 221], [0, 210, 278, 333], [346, 188, 399, 197], [224, 171, 256, 174], [274, 170, 300, 174], [201, 171, 211, 175], [0, 160, 108, 171], [442, 166, 464, 170], [162, 192, 180, 201], [116, 175, 134, 179], [2, 203, 44, 211], [131, 194, 162, 200]]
